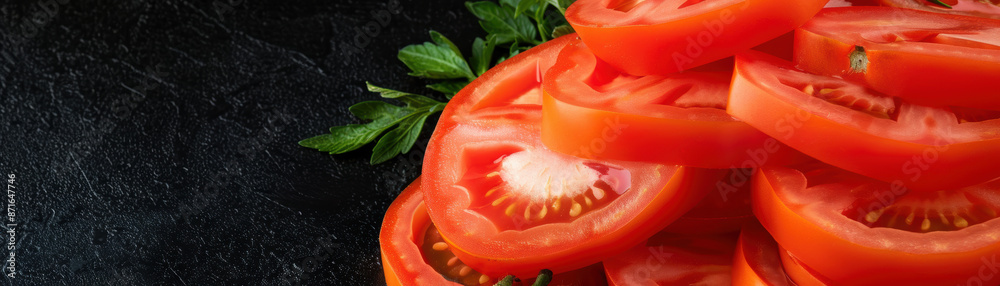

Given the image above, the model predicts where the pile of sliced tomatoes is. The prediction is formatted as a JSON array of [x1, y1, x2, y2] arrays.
[[379, 0, 1000, 285]]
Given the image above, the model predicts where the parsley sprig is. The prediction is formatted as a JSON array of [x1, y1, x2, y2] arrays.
[[301, 0, 575, 164]]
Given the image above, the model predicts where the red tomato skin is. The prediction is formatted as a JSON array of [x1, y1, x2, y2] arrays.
[[566, 0, 828, 75], [878, 0, 1000, 19], [752, 166, 1000, 286], [422, 33, 717, 278], [728, 51, 1000, 191], [603, 232, 738, 285], [541, 40, 809, 168], [731, 222, 795, 286], [794, 7, 1000, 110]]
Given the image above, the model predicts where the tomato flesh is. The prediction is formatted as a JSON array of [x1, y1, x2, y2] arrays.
[[379, 178, 609, 285], [542, 40, 806, 168], [731, 222, 795, 286], [729, 51, 1000, 191], [424, 34, 715, 278], [662, 169, 755, 235], [565, 0, 828, 75], [603, 231, 738, 285], [753, 162, 1000, 286], [426, 120, 715, 277], [794, 7, 1000, 110], [777, 246, 834, 286], [878, 0, 1000, 19]]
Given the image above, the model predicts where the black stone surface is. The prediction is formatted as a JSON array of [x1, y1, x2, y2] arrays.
[[0, 0, 478, 284]]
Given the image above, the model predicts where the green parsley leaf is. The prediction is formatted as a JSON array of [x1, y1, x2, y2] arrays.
[[304, 0, 576, 164], [427, 80, 470, 98], [371, 109, 436, 164], [301, 83, 446, 164], [466, 1, 540, 45], [547, 0, 575, 14], [367, 82, 442, 107], [298, 101, 409, 154], [551, 24, 574, 38], [471, 36, 498, 76], [399, 41, 476, 80], [429, 30, 465, 59], [514, 0, 539, 18]]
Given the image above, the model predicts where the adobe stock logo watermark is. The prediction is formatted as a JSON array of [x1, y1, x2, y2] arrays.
[[671, 1, 751, 72], [716, 105, 811, 202], [336, 0, 402, 56], [959, 254, 999, 286], [852, 136, 953, 226], [1, 0, 73, 73], [568, 116, 629, 159], [624, 245, 674, 284]]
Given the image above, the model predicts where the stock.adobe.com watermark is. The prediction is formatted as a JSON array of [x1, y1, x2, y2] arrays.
[[961, 254, 999, 286], [1, 0, 73, 73], [336, 0, 402, 56], [671, 1, 750, 71]]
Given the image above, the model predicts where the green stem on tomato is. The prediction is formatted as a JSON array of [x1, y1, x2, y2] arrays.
[[493, 275, 518, 286], [928, 0, 953, 8], [531, 269, 553, 286]]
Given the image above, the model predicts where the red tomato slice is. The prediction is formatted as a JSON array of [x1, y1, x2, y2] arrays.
[[794, 7, 1000, 110], [603, 232, 738, 285], [425, 116, 717, 278], [565, 0, 828, 75], [878, 0, 1000, 19], [424, 36, 717, 278], [732, 222, 826, 286], [731, 222, 790, 286], [777, 246, 834, 286], [541, 40, 806, 168], [439, 34, 580, 128], [824, 0, 879, 6], [379, 178, 609, 285], [728, 51, 1000, 191], [662, 169, 755, 235], [753, 162, 1000, 286]]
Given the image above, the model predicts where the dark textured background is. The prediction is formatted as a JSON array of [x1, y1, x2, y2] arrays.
[[0, 0, 478, 284]]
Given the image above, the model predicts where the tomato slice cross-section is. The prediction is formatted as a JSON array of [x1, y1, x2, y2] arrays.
[[753, 162, 1000, 286], [379, 178, 609, 285], [425, 120, 715, 278], [878, 0, 1000, 19], [728, 51, 1000, 191], [423, 34, 716, 278], [603, 231, 738, 285], [732, 221, 827, 286], [794, 7, 1000, 110], [565, 0, 828, 75], [542, 40, 806, 168], [662, 168, 755, 235]]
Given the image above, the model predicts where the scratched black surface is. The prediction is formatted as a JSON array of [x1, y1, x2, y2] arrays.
[[0, 0, 478, 285]]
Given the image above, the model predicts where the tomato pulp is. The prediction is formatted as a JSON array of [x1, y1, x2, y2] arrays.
[[542, 40, 806, 168], [565, 0, 828, 75], [728, 51, 1000, 191], [795, 7, 1000, 110], [603, 231, 738, 285], [423, 34, 718, 278], [753, 162, 1000, 285], [878, 0, 1000, 19], [379, 178, 608, 285]]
